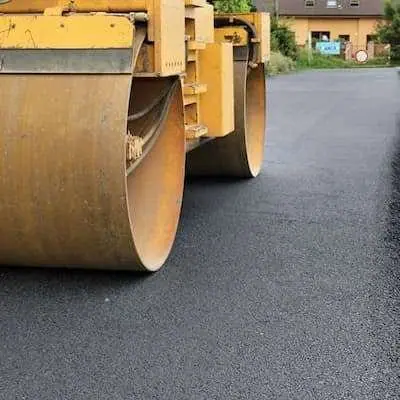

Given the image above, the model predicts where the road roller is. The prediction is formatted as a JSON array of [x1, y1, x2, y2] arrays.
[[0, 0, 269, 271]]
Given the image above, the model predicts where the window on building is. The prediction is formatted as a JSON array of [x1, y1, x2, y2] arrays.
[[311, 31, 331, 41], [366, 34, 377, 44], [311, 31, 330, 47], [326, 0, 337, 7], [305, 0, 315, 7], [339, 34, 350, 43], [350, 0, 360, 7]]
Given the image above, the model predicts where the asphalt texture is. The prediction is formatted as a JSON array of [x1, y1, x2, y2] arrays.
[[1, 69, 400, 399]]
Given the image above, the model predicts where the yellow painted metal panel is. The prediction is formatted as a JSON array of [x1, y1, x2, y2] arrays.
[[183, 83, 207, 95], [0, 0, 188, 76], [199, 42, 234, 137], [0, 15, 134, 49], [0, 0, 147, 13], [214, 27, 248, 46], [238, 12, 270, 63], [184, 0, 207, 7], [218, 12, 270, 63], [147, 0, 185, 76], [258, 12, 270, 63], [185, 3, 214, 43], [187, 41, 206, 50]]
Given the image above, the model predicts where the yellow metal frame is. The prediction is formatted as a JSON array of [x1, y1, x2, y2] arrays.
[[0, 2, 269, 141], [198, 42, 234, 137], [214, 27, 248, 47], [0, 14, 134, 49], [0, 0, 186, 76], [148, 0, 185, 76], [214, 12, 270, 63], [0, 0, 147, 13], [232, 12, 270, 63]]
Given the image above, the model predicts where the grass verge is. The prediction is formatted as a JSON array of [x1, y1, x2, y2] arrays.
[[296, 49, 393, 70], [266, 51, 296, 76]]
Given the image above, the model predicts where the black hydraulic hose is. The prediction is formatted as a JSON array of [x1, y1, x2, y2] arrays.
[[127, 83, 172, 122], [126, 79, 180, 176]]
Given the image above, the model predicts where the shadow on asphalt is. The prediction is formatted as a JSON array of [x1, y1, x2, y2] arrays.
[[182, 175, 256, 217], [376, 113, 400, 384], [385, 115, 400, 269], [0, 177, 252, 286], [184, 174, 252, 187], [0, 264, 151, 288]]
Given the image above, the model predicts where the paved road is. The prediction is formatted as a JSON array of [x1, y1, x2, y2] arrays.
[[1, 69, 399, 399]]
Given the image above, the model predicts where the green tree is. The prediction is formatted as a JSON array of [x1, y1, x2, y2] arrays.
[[270, 17, 298, 60], [376, 0, 400, 60], [213, 0, 252, 13]]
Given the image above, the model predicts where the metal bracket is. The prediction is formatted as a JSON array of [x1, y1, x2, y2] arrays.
[[44, 6, 66, 16]]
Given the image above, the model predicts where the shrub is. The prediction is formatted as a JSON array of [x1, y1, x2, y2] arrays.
[[375, 0, 400, 62], [271, 18, 298, 61], [267, 51, 296, 75]]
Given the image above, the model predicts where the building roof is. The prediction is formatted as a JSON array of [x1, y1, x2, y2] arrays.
[[254, 0, 383, 17], [253, 0, 275, 12]]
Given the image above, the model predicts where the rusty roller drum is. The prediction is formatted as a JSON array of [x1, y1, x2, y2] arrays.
[[186, 59, 266, 178], [0, 74, 185, 271]]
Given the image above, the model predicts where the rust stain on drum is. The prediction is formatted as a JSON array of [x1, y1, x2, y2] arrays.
[[0, 75, 135, 267], [0, 74, 185, 270]]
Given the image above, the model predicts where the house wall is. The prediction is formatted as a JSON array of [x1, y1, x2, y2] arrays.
[[284, 17, 381, 48]]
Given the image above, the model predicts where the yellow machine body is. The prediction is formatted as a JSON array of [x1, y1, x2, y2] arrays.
[[0, 14, 134, 49], [0, 0, 269, 271]]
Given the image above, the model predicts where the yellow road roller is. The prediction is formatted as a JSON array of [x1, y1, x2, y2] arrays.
[[0, 0, 269, 271]]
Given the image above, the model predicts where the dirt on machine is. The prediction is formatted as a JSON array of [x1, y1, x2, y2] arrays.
[[0, 0, 269, 271]]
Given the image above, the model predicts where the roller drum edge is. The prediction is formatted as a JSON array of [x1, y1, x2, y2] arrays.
[[186, 62, 267, 178]]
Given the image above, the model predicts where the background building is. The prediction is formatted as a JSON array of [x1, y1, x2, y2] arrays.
[[254, 0, 383, 48]]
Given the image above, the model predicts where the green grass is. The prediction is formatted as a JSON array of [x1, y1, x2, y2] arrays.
[[296, 49, 392, 70], [266, 49, 396, 77]]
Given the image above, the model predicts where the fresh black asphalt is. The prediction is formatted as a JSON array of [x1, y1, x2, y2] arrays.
[[0, 69, 399, 399]]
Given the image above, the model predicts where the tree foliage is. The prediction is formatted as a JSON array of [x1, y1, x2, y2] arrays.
[[271, 17, 298, 60], [376, 0, 400, 60], [212, 0, 253, 13]]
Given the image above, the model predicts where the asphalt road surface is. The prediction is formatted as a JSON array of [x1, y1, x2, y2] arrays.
[[1, 69, 399, 400]]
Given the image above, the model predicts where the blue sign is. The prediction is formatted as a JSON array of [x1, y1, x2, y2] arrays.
[[316, 41, 341, 55]]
